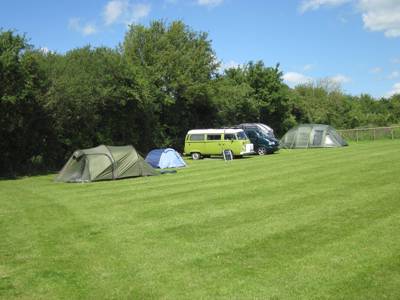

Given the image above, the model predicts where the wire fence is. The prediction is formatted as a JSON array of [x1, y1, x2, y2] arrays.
[[337, 126, 400, 141]]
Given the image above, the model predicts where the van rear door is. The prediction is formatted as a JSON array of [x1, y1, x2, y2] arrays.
[[244, 129, 259, 144]]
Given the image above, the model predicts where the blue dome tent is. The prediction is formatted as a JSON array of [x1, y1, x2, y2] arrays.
[[145, 148, 186, 169]]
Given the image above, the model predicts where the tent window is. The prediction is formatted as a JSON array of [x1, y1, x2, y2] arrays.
[[312, 130, 323, 145], [190, 134, 204, 141], [207, 134, 221, 140]]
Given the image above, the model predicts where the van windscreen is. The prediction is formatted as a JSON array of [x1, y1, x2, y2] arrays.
[[237, 131, 247, 140]]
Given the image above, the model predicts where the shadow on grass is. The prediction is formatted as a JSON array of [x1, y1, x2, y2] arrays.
[[0, 170, 58, 181], [188, 155, 256, 161]]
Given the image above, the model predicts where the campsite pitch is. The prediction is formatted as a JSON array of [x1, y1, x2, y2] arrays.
[[1, 140, 400, 299]]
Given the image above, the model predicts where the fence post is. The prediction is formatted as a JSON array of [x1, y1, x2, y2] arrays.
[[373, 128, 376, 140], [392, 128, 394, 140], [356, 129, 359, 142]]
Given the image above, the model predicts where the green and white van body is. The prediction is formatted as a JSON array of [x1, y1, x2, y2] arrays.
[[184, 129, 254, 159]]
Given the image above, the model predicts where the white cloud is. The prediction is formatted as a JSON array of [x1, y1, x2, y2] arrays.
[[391, 58, 400, 64], [299, 0, 351, 13], [68, 18, 97, 36], [219, 60, 240, 72], [40, 47, 50, 54], [359, 0, 400, 38], [131, 4, 151, 23], [283, 72, 313, 86], [387, 82, 400, 97], [370, 67, 383, 74], [104, 0, 124, 25], [338, 14, 348, 23], [283, 72, 351, 87], [387, 71, 400, 79], [197, 0, 223, 7], [300, 0, 400, 38], [68, 18, 81, 31], [82, 24, 97, 35], [103, 1, 151, 26], [329, 74, 351, 84], [303, 64, 314, 71]]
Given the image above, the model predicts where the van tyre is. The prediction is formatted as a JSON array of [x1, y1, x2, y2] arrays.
[[257, 147, 267, 155], [191, 152, 201, 160]]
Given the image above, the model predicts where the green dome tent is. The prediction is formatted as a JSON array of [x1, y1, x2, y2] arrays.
[[280, 124, 348, 149], [55, 145, 157, 182]]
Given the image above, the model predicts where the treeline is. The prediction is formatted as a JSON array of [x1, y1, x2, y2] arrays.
[[1, 21, 400, 176]]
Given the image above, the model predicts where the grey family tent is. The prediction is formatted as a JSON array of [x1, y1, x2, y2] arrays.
[[145, 148, 186, 169], [280, 124, 348, 149], [55, 145, 157, 182]]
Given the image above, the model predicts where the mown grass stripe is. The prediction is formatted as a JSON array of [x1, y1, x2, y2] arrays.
[[0, 139, 399, 299]]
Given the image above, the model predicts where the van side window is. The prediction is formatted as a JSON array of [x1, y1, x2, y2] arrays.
[[190, 134, 204, 141], [224, 134, 236, 140], [207, 134, 221, 140]]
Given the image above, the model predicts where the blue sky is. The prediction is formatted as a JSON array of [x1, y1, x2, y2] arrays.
[[1, 0, 400, 98]]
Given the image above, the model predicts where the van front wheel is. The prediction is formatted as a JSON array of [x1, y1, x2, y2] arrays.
[[257, 147, 267, 155], [191, 152, 201, 160]]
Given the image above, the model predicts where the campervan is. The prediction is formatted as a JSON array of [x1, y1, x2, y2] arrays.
[[237, 123, 279, 155], [184, 129, 254, 160], [237, 123, 275, 138]]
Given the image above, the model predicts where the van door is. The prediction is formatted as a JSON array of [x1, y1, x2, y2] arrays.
[[223, 133, 236, 152], [205, 134, 222, 154], [245, 130, 259, 145]]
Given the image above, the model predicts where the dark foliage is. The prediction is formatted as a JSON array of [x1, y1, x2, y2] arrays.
[[1, 23, 399, 176]]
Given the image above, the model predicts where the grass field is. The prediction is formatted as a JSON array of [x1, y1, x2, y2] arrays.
[[1, 140, 400, 299]]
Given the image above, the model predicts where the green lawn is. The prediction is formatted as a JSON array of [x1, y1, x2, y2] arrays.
[[1, 140, 400, 299]]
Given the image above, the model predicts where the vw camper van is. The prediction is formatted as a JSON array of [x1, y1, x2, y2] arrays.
[[184, 129, 254, 160], [237, 123, 279, 155]]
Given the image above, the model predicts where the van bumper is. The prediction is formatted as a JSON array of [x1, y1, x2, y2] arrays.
[[240, 150, 255, 155], [240, 143, 254, 155]]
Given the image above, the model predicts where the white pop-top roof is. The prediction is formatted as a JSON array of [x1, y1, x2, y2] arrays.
[[257, 123, 273, 132], [187, 128, 244, 135]]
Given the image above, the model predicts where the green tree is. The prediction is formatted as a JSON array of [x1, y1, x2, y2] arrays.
[[213, 75, 257, 126], [0, 30, 52, 175], [122, 20, 219, 149], [44, 46, 149, 159], [388, 94, 400, 124], [292, 81, 354, 129], [219, 61, 294, 136]]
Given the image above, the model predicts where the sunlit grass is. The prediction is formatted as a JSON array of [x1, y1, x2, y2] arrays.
[[1, 140, 400, 299]]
